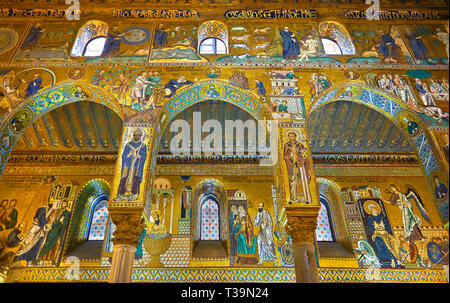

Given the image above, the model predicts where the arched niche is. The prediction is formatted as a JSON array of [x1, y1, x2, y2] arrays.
[[63, 179, 111, 259], [191, 178, 228, 258], [315, 178, 354, 258]]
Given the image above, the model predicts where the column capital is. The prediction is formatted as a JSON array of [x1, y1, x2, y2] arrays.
[[109, 210, 144, 246], [285, 206, 320, 244]]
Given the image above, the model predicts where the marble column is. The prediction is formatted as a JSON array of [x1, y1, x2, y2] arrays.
[[108, 212, 142, 283], [170, 196, 175, 234], [285, 208, 320, 283]]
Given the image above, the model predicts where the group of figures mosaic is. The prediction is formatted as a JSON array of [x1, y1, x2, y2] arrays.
[[338, 183, 449, 270], [0, 172, 448, 275], [0, 182, 76, 269], [0, 20, 449, 65]]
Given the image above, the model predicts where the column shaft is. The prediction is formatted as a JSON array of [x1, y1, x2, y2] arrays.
[[108, 245, 136, 283]]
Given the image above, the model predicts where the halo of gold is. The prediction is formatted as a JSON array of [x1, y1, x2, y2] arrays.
[[363, 200, 381, 215], [284, 129, 301, 142]]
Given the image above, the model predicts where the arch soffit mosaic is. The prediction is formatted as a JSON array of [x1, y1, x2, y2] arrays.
[[310, 82, 449, 223], [158, 80, 272, 134], [0, 81, 124, 175]]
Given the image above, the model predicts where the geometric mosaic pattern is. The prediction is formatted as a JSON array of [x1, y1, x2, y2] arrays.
[[6, 267, 447, 283], [310, 82, 442, 182], [132, 235, 191, 268], [315, 202, 334, 242], [201, 200, 219, 240], [178, 218, 191, 235], [88, 200, 109, 240], [159, 235, 191, 268]]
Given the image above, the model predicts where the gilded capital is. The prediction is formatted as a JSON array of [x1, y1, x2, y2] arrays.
[[285, 216, 318, 244], [109, 212, 144, 246]]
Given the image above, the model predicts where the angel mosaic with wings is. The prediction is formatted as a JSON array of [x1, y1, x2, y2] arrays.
[[382, 184, 431, 243]]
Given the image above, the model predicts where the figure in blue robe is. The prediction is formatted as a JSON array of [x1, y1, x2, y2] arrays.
[[14, 204, 52, 263], [255, 80, 266, 100], [101, 27, 123, 58], [164, 77, 193, 98], [24, 75, 43, 98], [283, 87, 298, 95], [406, 31, 429, 61], [280, 27, 300, 60], [117, 129, 147, 197], [154, 24, 168, 49], [134, 229, 146, 260], [205, 85, 219, 98], [228, 206, 239, 258], [21, 24, 45, 49], [367, 213, 399, 268], [376, 31, 400, 62], [434, 177, 448, 200]]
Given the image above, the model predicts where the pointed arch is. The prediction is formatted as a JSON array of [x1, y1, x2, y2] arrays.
[[0, 81, 124, 176], [310, 82, 449, 224]]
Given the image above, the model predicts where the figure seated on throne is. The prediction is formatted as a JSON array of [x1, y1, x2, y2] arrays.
[[234, 206, 258, 265]]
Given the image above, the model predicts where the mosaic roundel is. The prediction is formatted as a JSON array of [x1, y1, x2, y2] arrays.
[[397, 110, 420, 137], [199, 83, 225, 99], [0, 27, 18, 55], [280, 242, 294, 265], [121, 26, 151, 45], [336, 84, 363, 100], [0, 133, 11, 150], [9, 107, 33, 135]]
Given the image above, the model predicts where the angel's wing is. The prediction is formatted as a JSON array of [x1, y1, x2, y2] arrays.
[[406, 188, 432, 224]]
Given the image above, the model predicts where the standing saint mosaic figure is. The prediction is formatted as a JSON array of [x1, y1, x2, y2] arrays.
[[253, 202, 276, 265], [283, 131, 312, 203], [117, 129, 148, 201]]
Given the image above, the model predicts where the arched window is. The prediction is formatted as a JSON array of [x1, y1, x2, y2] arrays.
[[71, 20, 108, 57], [321, 38, 343, 55], [198, 21, 228, 55], [83, 36, 107, 57], [315, 196, 335, 242], [200, 198, 220, 240], [318, 21, 355, 55], [87, 198, 109, 240], [199, 38, 227, 55]]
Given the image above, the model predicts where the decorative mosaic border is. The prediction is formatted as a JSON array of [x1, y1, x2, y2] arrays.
[[1, 61, 449, 71], [1, 165, 115, 176], [156, 164, 274, 176], [315, 165, 424, 177], [6, 267, 446, 283]]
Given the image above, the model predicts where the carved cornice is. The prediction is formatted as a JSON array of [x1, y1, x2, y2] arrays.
[[109, 211, 144, 246]]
